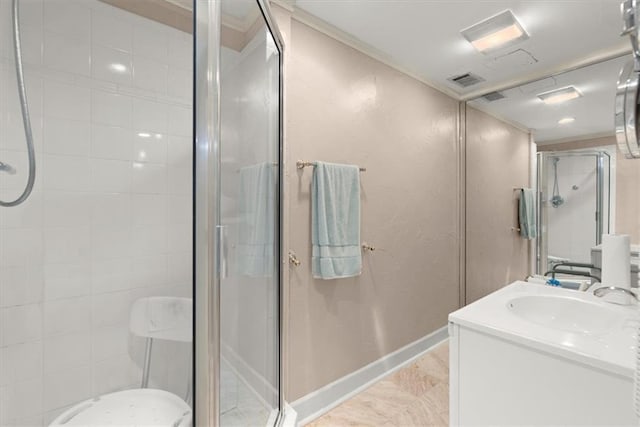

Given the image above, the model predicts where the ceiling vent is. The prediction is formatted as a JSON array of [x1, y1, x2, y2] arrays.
[[448, 72, 485, 88], [482, 91, 505, 102]]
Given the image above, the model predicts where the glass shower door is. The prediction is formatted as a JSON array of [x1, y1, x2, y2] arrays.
[[194, 0, 282, 425], [218, 3, 281, 425]]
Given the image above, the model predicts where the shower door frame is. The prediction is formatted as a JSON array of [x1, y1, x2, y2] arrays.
[[535, 150, 611, 275], [193, 0, 286, 426]]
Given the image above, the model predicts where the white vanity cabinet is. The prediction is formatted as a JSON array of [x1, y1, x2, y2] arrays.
[[448, 281, 637, 426]]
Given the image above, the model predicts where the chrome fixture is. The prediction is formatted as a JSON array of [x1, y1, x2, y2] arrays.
[[362, 243, 376, 252], [288, 251, 301, 266], [621, 0, 640, 59], [0, 0, 36, 207], [0, 161, 16, 175], [296, 160, 366, 172], [616, 0, 640, 158], [593, 286, 638, 303], [551, 157, 564, 208], [615, 59, 640, 158], [544, 261, 602, 286]]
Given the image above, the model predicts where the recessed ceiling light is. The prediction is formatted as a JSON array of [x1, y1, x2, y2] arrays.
[[537, 86, 582, 105], [461, 10, 529, 53], [109, 63, 128, 73], [558, 117, 575, 125], [137, 132, 151, 138]]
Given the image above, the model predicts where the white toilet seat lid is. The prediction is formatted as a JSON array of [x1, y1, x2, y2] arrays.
[[49, 388, 191, 427]]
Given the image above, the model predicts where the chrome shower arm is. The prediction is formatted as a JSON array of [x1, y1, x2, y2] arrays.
[[0, 0, 36, 207]]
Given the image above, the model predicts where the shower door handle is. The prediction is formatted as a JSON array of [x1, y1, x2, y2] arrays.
[[217, 225, 228, 279]]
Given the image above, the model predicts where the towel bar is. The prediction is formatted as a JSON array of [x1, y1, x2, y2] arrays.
[[362, 243, 376, 252], [296, 160, 366, 172]]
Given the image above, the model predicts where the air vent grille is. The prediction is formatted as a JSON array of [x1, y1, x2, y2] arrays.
[[448, 72, 485, 88], [482, 91, 505, 102]]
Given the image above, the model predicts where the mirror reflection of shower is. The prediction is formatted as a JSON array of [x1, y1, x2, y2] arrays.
[[537, 149, 613, 274]]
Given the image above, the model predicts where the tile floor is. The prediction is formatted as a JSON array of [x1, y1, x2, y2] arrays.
[[305, 340, 450, 427], [220, 361, 272, 426]]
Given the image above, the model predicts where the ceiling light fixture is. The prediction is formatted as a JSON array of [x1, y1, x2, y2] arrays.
[[461, 10, 529, 53], [558, 117, 575, 125], [109, 63, 128, 73], [537, 86, 582, 105]]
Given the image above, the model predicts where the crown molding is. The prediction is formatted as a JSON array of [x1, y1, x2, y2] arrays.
[[283, 3, 463, 101], [466, 102, 531, 135], [536, 131, 615, 146]]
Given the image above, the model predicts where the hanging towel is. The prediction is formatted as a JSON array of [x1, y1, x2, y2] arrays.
[[237, 162, 276, 277], [312, 161, 362, 279], [518, 188, 537, 240]]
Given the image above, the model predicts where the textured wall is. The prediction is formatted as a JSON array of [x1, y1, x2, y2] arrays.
[[283, 17, 461, 400], [465, 107, 531, 304]]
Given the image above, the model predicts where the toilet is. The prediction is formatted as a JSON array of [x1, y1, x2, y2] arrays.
[[49, 297, 193, 427]]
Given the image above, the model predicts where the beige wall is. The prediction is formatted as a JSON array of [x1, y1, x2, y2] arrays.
[[273, 5, 533, 402], [281, 15, 461, 400], [539, 135, 640, 243], [465, 107, 532, 303]]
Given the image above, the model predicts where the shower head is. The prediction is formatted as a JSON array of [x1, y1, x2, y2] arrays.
[[551, 156, 563, 208], [551, 195, 565, 208]]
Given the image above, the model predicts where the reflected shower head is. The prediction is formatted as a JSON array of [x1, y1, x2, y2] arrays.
[[551, 195, 565, 208], [551, 157, 564, 208]]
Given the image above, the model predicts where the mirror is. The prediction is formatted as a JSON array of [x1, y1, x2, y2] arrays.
[[467, 50, 640, 278]]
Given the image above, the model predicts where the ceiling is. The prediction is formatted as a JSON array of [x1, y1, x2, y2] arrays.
[[468, 55, 628, 142], [168, 0, 256, 20], [294, 0, 628, 98], [166, 0, 631, 142], [292, 0, 630, 142]]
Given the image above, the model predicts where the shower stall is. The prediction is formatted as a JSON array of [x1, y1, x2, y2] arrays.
[[536, 150, 612, 275], [0, 0, 283, 425]]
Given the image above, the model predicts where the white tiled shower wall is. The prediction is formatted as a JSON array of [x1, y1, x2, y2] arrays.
[[0, 0, 192, 425], [546, 150, 614, 264]]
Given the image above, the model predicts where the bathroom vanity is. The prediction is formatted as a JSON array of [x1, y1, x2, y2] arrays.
[[449, 281, 638, 426]]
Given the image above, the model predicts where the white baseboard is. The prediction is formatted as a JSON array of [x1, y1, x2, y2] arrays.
[[277, 403, 298, 427], [291, 326, 449, 426]]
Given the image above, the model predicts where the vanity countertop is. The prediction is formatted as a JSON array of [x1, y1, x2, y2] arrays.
[[449, 281, 639, 378]]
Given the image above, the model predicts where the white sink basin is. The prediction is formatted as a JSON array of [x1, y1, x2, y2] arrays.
[[507, 295, 620, 334]]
